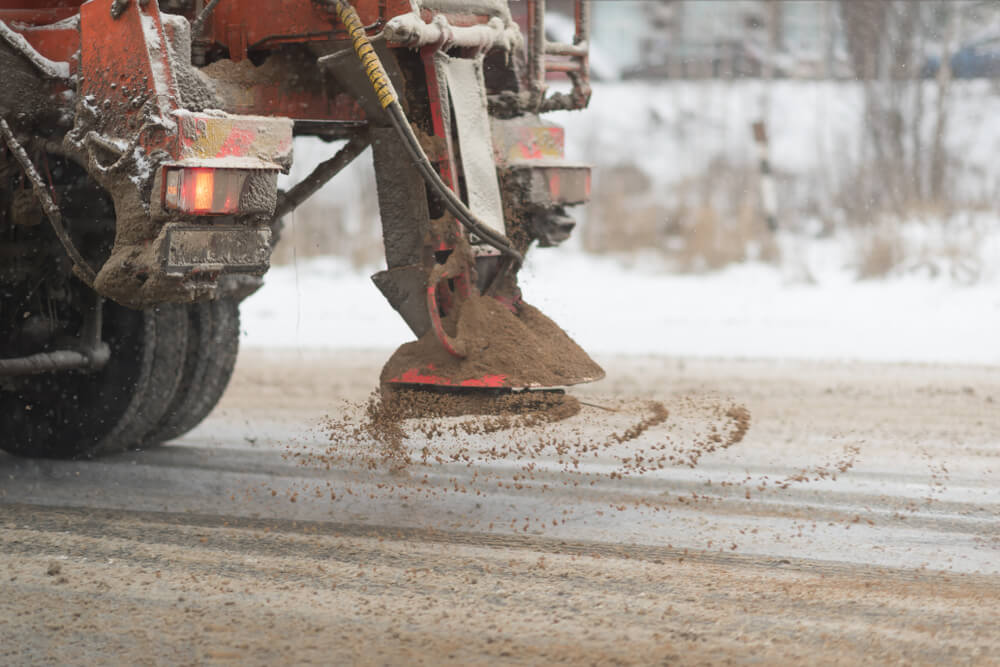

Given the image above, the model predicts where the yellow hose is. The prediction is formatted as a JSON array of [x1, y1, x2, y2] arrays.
[[329, 0, 397, 108], [325, 0, 523, 265]]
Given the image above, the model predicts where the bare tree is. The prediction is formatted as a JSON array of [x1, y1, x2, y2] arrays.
[[839, 0, 963, 220], [929, 3, 958, 202]]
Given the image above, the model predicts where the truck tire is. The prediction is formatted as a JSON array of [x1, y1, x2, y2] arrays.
[[0, 301, 188, 459], [143, 299, 240, 446]]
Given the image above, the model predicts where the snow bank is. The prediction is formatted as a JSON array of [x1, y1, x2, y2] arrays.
[[248, 80, 1000, 364], [241, 243, 1000, 365]]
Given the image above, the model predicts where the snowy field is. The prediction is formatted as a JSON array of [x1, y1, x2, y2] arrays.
[[247, 79, 1000, 366], [279, 80, 1000, 241], [241, 240, 1000, 365]]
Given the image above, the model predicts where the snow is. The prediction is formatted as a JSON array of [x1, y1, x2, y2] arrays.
[[385, 13, 522, 52], [9, 15, 79, 32], [240, 240, 1000, 365], [139, 12, 178, 130], [129, 146, 152, 189], [245, 79, 1000, 366], [241, 256, 412, 351]]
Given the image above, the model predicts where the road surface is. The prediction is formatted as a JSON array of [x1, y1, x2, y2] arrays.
[[2, 351, 998, 664]]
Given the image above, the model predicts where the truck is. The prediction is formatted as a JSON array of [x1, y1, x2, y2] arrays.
[[0, 0, 601, 458]]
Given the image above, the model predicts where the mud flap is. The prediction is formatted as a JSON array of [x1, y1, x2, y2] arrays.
[[442, 55, 506, 249]]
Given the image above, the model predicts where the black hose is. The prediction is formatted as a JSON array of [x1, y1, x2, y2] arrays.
[[385, 103, 523, 265], [323, 0, 523, 266], [191, 0, 223, 37]]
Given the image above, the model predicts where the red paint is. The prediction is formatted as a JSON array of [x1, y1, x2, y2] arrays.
[[387, 365, 509, 388], [421, 46, 458, 192], [420, 44, 472, 342], [8, 0, 517, 129], [548, 126, 565, 153], [507, 126, 565, 162], [6, 0, 530, 125], [78, 0, 179, 155], [205, 0, 410, 61], [15, 27, 79, 66], [457, 375, 510, 388], [0, 6, 80, 25], [548, 169, 561, 200], [216, 127, 256, 159], [518, 142, 543, 160]]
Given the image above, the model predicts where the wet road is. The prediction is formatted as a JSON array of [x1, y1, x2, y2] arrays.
[[2, 351, 998, 663]]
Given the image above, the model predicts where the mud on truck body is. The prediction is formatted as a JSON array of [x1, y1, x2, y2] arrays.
[[0, 0, 601, 458]]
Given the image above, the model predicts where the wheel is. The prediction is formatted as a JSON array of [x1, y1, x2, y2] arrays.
[[0, 300, 188, 459], [143, 298, 240, 446]]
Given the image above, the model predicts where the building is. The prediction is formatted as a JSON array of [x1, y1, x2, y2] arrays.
[[589, 1, 848, 80]]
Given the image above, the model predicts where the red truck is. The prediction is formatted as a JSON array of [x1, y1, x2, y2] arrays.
[[0, 0, 600, 458]]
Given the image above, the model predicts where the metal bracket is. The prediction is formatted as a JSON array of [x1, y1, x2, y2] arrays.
[[0, 295, 110, 377], [526, 0, 591, 112]]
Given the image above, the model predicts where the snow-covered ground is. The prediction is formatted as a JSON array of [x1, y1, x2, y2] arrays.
[[249, 80, 1000, 366], [241, 237, 1000, 365]]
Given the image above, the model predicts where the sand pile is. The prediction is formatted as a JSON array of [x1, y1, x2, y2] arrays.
[[380, 295, 604, 388]]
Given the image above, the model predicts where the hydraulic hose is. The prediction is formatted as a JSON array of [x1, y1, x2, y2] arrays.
[[191, 0, 223, 37], [324, 0, 524, 266]]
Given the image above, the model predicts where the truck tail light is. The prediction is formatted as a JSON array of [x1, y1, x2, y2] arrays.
[[163, 167, 251, 214]]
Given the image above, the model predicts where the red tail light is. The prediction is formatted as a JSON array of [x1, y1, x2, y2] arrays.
[[163, 167, 250, 214]]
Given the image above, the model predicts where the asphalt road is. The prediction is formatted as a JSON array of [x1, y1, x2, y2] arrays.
[[1, 351, 998, 664]]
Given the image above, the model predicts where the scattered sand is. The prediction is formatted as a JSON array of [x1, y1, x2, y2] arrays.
[[281, 381, 753, 512], [4, 355, 999, 664], [4, 504, 998, 666]]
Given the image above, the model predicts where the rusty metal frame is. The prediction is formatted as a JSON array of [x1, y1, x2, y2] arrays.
[[526, 0, 591, 112]]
